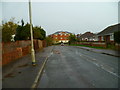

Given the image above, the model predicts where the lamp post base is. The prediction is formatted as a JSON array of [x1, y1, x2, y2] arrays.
[[32, 62, 36, 66]]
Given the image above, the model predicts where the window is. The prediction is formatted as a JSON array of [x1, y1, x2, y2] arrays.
[[110, 34, 114, 40], [101, 36, 104, 41]]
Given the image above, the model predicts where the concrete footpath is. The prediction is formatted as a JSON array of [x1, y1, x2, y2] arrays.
[[2, 46, 54, 88], [77, 46, 120, 57]]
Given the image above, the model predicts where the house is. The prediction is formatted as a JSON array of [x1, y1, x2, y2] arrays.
[[49, 31, 72, 43], [79, 32, 96, 41], [76, 34, 82, 41], [97, 24, 120, 43]]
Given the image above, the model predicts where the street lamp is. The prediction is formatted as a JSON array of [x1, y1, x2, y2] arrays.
[[29, 0, 36, 66]]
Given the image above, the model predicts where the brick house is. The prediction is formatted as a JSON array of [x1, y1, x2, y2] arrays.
[[49, 31, 72, 43], [97, 24, 120, 43], [79, 32, 96, 41]]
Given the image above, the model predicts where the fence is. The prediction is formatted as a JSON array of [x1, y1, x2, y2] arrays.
[[2, 40, 46, 66]]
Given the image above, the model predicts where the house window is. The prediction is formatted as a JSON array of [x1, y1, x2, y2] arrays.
[[101, 36, 104, 41], [55, 37, 57, 39], [61, 37, 63, 39], [110, 34, 114, 40]]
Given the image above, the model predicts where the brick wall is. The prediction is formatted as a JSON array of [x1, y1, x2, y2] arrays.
[[2, 40, 45, 66], [115, 43, 120, 50], [91, 43, 106, 48], [76, 42, 107, 48], [42, 40, 47, 47]]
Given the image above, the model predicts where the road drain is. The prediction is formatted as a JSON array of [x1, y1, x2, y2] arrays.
[[18, 71, 22, 74]]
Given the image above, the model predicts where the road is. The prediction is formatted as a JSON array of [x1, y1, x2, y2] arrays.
[[38, 45, 119, 88]]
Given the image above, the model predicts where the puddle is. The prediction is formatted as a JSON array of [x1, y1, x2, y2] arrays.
[[17, 64, 29, 68], [4, 73, 15, 78], [53, 50, 60, 54]]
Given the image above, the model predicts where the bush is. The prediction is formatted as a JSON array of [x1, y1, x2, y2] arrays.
[[2, 21, 17, 42], [114, 31, 120, 44]]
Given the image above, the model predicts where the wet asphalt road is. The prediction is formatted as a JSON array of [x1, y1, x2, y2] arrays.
[[38, 45, 119, 88]]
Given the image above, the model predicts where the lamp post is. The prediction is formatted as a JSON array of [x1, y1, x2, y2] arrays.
[[29, 0, 36, 66]]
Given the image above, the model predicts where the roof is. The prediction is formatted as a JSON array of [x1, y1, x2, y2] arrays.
[[53, 31, 72, 34], [97, 24, 120, 36], [79, 32, 95, 38]]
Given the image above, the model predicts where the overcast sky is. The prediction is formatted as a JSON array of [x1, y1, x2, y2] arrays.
[[1, 1, 119, 35]]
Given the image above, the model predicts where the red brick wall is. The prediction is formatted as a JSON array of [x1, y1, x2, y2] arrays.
[[77, 42, 107, 48], [91, 43, 106, 48], [42, 40, 47, 47], [2, 47, 23, 66], [2, 40, 45, 66]]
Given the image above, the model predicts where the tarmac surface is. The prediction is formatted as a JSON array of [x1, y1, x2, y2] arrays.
[[38, 45, 119, 88]]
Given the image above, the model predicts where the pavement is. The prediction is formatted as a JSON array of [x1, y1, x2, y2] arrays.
[[2, 46, 54, 88], [76, 46, 120, 57]]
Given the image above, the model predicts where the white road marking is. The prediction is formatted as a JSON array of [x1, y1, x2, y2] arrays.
[[79, 53, 120, 78], [31, 48, 54, 88]]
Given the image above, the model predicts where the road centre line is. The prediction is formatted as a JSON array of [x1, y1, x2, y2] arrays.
[[67, 47, 118, 78]]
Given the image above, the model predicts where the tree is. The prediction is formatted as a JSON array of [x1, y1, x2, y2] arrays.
[[21, 19, 24, 27], [14, 25, 23, 40], [2, 20, 17, 42], [39, 26, 46, 40], [33, 26, 43, 39], [33, 26, 46, 40], [68, 34, 77, 45], [15, 20, 46, 41], [53, 38, 59, 44], [15, 21, 31, 41], [45, 36, 53, 46], [114, 31, 120, 44]]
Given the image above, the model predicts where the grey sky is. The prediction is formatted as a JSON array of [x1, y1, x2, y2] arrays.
[[2, 2, 118, 35]]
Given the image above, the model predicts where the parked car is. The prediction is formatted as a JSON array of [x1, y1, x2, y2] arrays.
[[61, 43, 64, 46]]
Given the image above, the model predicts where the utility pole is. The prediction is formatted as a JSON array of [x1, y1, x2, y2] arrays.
[[29, 0, 36, 66]]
